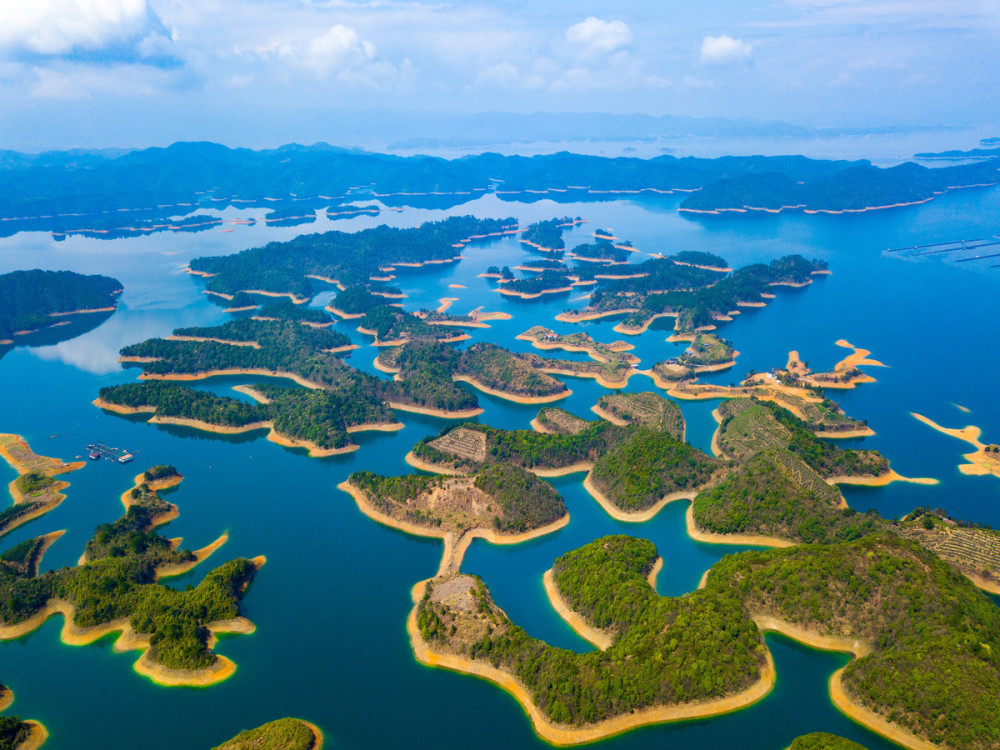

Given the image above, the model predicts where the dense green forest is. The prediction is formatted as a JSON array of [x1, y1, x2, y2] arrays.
[[680, 159, 1000, 213], [98, 381, 394, 451], [670, 251, 729, 268], [143, 465, 180, 483], [252, 299, 332, 325], [788, 734, 867, 750], [501, 271, 574, 296], [0, 475, 260, 672], [413, 420, 623, 473], [692, 449, 882, 543], [711, 534, 1000, 749], [85, 483, 192, 567], [419, 535, 765, 726], [359, 305, 462, 344], [590, 427, 719, 511], [121, 319, 357, 388], [422, 532, 1000, 747], [569, 241, 630, 263], [384, 341, 480, 412], [456, 343, 568, 397], [211, 718, 318, 750], [0, 714, 30, 750], [413, 417, 715, 513], [0, 269, 122, 339], [520, 217, 576, 252], [188, 216, 515, 299]]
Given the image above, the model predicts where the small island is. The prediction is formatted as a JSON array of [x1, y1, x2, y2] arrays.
[[0, 467, 263, 687], [787, 735, 868, 750], [911, 412, 1000, 478], [211, 718, 323, 750], [0, 270, 123, 355], [0, 434, 84, 538], [409, 416, 720, 521], [556, 253, 826, 336], [413, 530, 1000, 748], [340, 463, 569, 574], [0, 685, 46, 750], [188, 216, 517, 303]]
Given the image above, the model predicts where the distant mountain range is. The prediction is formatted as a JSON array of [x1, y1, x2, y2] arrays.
[[0, 141, 996, 235]]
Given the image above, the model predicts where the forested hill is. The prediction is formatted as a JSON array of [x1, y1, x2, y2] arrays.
[[0, 142, 995, 231], [0, 269, 123, 340]]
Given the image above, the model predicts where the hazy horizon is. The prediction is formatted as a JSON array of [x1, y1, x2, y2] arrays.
[[1, 2, 998, 152]]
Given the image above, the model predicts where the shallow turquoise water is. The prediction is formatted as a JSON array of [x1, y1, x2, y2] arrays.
[[0, 187, 997, 749]]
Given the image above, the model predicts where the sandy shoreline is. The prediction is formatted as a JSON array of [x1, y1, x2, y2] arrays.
[[825, 470, 938, 487], [137, 368, 325, 390], [388, 402, 485, 419], [685, 504, 797, 548], [404, 452, 467, 476], [452, 375, 571, 404], [911, 412, 1000, 478], [542, 569, 613, 650], [589, 404, 628, 426], [555, 309, 637, 323], [613, 312, 678, 336], [408, 578, 777, 745], [0, 593, 260, 687], [582, 474, 697, 523]]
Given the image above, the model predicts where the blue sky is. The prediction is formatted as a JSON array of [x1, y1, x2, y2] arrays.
[[0, 0, 998, 150]]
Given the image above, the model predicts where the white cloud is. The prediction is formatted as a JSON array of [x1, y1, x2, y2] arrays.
[[566, 17, 632, 56], [700, 35, 753, 65], [0, 0, 162, 56], [299, 24, 376, 77]]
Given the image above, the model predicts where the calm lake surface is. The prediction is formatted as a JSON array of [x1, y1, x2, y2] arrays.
[[0, 184, 997, 749]]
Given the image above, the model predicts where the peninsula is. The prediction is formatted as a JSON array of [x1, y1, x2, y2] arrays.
[[413, 532, 1000, 748], [0, 434, 84, 538]]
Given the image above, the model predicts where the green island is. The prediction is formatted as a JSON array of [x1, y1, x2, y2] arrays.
[[532, 407, 592, 436], [566, 240, 630, 264], [412, 531, 1000, 748], [96, 381, 398, 456], [210, 718, 323, 750], [377, 341, 571, 405], [787, 734, 868, 750], [409, 416, 721, 519], [357, 305, 471, 345], [678, 158, 1000, 214], [559, 254, 826, 334], [498, 271, 576, 299], [187, 216, 516, 301], [0, 684, 44, 750], [0, 467, 263, 687], [653, 332, 738, 382], [713, 399, 888, 479], [519, 217, 582, 254], [341, 463, 568, 573], [591, 392, 685, 439], [0, 434, 84, 539], [0, 269, 123, 352]]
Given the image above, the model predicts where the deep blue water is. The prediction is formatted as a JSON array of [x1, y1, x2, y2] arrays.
[[0, 186, 997, 749]]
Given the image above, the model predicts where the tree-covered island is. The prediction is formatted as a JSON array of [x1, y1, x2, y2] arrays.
[[412, 532, 1000, 748], [0, 467, 263, 687], [0, 270, 123, 356], [187, 216, 516, 302]]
